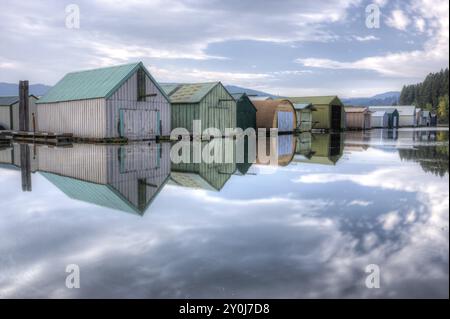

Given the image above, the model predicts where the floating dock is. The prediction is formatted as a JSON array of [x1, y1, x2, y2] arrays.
[[0, 131, 73, 146]]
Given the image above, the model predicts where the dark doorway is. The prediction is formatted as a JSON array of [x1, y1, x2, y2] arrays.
[[331, 105, 342, 130]]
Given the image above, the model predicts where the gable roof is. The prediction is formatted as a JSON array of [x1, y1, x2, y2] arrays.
[[0, 95, 38, 106], [288, 96, 342, 106], [231, 93, 245, 101], [160, 82, 221, 103], [37, 62, 169, 104], [40, 171, 142, 215], [231, 93, 257, 112]]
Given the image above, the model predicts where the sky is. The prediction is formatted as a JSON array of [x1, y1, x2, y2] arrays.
[[0, 0, 448, 97]]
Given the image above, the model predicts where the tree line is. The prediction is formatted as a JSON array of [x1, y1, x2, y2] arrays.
[[399, 68, 449, 123]]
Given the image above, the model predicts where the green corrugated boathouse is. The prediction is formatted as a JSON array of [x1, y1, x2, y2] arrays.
[[287, 96, 345, 131], [161, 82, 236, 136]]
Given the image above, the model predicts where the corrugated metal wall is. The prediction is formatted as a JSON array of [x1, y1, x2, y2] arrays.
[[0, 147, 13, 164], [345, 112, 366, 129], [0, 106, 11, 129], [399, 115, 416, 127], [200, 84, 236, 134], [296, 110, 312, 131], [37, 98, 107, 138], [171, 139, 236, 190], [371, 114, 388, 128], [12, 98, 38, 131], [107, 72, 171, 139], [171, 103, 199, 133], [108, 142, 171, 212], [37, 144, 109, 183]]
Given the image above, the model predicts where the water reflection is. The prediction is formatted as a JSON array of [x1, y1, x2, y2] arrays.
[[0, 129, 448, 298], [0, 143, 171, 215], [294, 132, 344, 165]]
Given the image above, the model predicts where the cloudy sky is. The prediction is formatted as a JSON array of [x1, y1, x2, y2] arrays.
[[0, 0, 448, 97]]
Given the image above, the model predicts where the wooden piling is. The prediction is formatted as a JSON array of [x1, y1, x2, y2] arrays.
[[20, 144, 32, 192], [19, 81, 30, 132]]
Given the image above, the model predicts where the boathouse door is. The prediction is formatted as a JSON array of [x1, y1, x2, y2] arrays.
[[119, 109, 157, 140], [331, 105, 342, 130]]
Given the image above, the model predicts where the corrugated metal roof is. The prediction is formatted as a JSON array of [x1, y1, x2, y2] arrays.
[[162, 82, 219, 103], [160, 83, 181, 96], [344, 107, 369, 113], [40, 172, 141, 215], [249, 96, 273, 101], [37, 62, 169, 104], [231, 93, 245, 101], [288, 96, 342, 106], [0, 96, 19, 106], [293, 103, 313, 110], [369, 105, 416, 116]]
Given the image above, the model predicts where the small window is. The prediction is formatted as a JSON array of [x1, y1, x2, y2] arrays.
[[137, 68, 146, 101]]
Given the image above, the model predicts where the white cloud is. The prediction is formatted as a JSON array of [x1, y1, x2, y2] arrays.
[[378, 211, 401, 230], [296, 0, 449, 78], [353, 35, 379, 42], [386, 10, 411, 31], [415, 18, 426, 32]]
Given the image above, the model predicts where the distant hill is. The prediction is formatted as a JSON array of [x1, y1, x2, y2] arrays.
[[342, 91, 400, 106], [225, 85, 280, 99], [0, 81, 400, 107], [0, 82, 51, 97]]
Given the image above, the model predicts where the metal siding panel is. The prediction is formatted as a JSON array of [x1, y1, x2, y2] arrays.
[[37, 99, 106, 138], [37, 144, 108, 184], [108, 72, 170, 139], [0, 106, 11, 129]]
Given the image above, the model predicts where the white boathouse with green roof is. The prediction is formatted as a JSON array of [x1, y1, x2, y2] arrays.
[[36, 62, 171, 140]]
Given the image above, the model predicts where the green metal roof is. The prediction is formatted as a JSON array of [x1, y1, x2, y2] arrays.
[[160, 83, 181, 96], [40, 171, 141, 215], [161, 82, 220, 103], [37, 62, 169, 104], [288, 96, 342, 106]]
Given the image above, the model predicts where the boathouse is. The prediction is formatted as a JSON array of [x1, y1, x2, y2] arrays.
[[367, 106, 399, 128], [371, 111, 389, 128], [36, 62, 171, 140], [252, 99, 296, 133], [161, 82, 236, 136], [231, 93, 257, 131], [0, 95, 39, 131], [287, 96, 345, 131], [369, 106, 417, 127], [344, 107, 371, 130]]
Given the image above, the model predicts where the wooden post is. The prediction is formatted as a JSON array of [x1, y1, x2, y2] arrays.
[[19, 81, 30, 132], [20, 144, 32, 192]]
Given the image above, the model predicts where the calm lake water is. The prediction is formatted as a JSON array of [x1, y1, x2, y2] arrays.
[[0, 128, 448, 299]]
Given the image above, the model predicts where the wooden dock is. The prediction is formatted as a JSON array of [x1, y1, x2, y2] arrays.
[[0, 131, 73, 146]]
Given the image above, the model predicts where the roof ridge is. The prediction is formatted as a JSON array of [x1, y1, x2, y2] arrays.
[[64, 62, 141, 76]]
